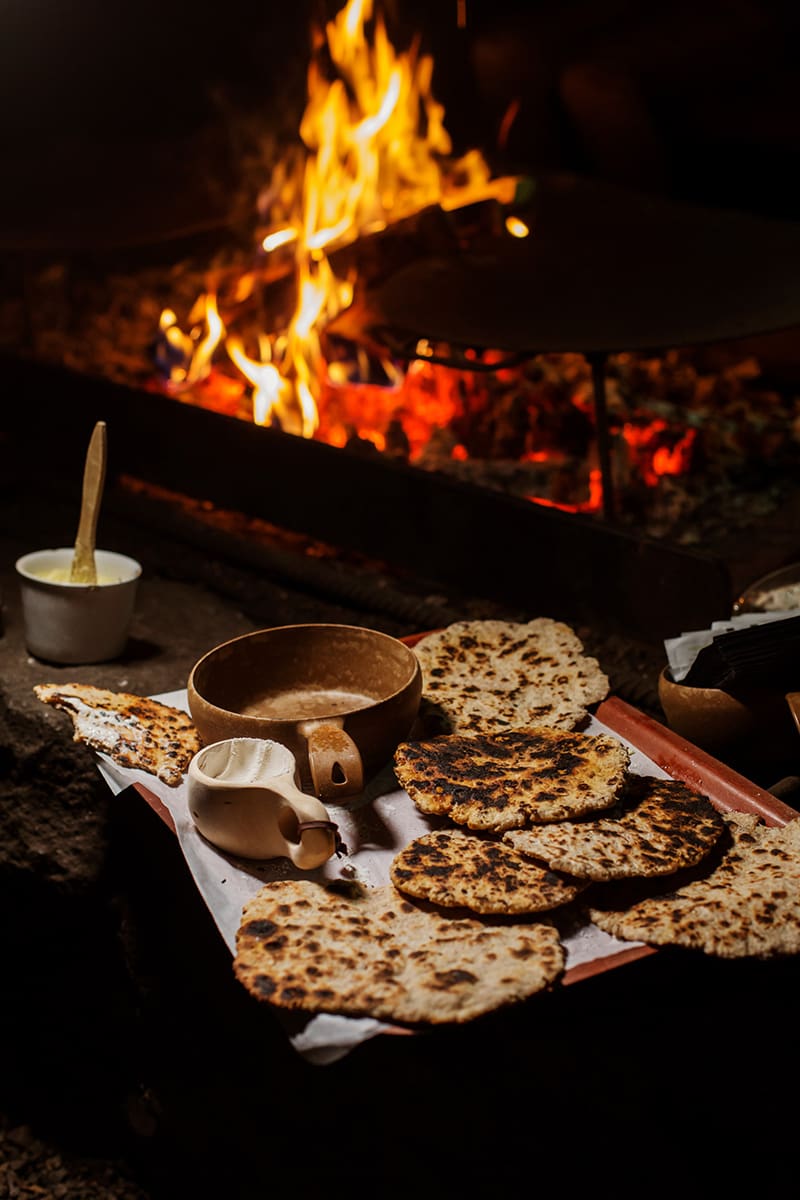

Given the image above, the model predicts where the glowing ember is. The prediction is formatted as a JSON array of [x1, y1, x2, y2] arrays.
[[622, 419, 698, 486]]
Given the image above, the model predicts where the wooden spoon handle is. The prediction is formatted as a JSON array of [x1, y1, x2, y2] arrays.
[[70, 421, 107, 584]]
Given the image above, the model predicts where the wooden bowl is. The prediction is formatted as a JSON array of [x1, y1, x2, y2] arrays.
[[188, 624, 422, 800], [658, 667, 798, 760]]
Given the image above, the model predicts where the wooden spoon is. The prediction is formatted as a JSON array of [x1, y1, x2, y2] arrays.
[[69, 421, 107, 584]]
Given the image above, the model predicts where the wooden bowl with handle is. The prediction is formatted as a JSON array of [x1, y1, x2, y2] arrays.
[[188, 623, 422, 801]]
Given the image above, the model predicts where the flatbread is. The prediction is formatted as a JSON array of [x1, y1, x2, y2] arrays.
[[588, 811, 800, 958], [503, 776, 726, 880], [390, 828, 588, 914], [33, 682, 203, 787], [413, 618, 609, 736], [393, 727, 630, 831], [234, 879, 565, 1024]]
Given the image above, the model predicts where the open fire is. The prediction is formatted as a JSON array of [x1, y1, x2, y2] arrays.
[[7, 0, 800, 649], [4, 0, 798, 578], [156, 0, 496, 437], [148, 0, 800, 532]]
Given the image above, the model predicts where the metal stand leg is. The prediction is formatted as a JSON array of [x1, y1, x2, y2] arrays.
[[589, 352, 615, 521]]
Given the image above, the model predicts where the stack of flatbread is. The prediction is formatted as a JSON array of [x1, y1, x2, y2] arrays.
[[587, 810, 800, 958], [232, 618, 800, 1028], [391, 729, 728, 907], [34, 618, 800, 1031], [391, 723, 800, 956]]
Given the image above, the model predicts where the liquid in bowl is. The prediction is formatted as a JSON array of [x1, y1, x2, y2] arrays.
[[241, 688, 376, 720]]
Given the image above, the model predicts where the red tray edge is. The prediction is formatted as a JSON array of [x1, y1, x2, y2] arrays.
[[596, 695, 799, 826]]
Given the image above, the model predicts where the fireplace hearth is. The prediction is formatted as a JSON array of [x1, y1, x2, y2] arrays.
[[5, 2, 800, 650], [1, 351, 745, 644]]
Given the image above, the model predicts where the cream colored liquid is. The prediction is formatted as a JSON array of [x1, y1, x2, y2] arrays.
[[241, 688, 374, 720], [34, 566, 122, 585]]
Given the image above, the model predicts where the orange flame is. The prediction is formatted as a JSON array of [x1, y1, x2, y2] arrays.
[[158, 294, 225, 389], [159, 0, 492, 435]]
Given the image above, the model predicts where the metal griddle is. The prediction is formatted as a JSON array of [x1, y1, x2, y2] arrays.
[[328, 170, 800, 516]]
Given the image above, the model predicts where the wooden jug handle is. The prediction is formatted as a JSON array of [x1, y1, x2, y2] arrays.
[[302, 721, 364, 800]]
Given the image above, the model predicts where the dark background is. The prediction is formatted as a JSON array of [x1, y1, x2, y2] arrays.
[[2, 0, 799, 239]]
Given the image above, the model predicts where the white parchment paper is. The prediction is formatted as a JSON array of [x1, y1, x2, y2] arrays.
[[97, 692, 668, 1066]]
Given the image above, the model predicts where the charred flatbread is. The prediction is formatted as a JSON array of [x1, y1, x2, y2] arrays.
[[393, 727, 630, 831], [34, 682, 203, 787], [588, 811, 800, 958], [390, 828, 588, 914], [234, 879, 565, 1024], [413, 618, 609, 736], [503, 776, 725, 880]]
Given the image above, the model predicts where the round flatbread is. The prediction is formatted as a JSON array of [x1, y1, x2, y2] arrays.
[[34, 681, 203, 787], [234, 879, 565, 1024], [503, 776, 726, 880], [390, 829, 588, 914], [413, 618, 609, 736], [393, 727, 631, 831], [588, 812, 800, 958]]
